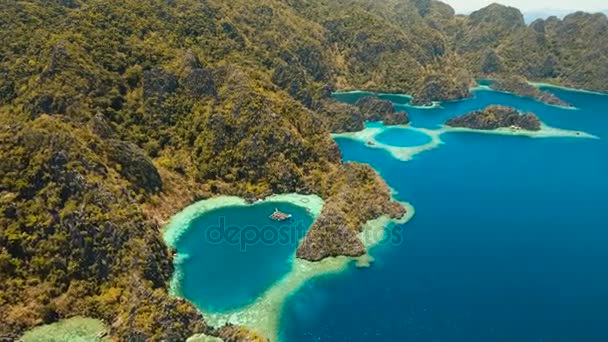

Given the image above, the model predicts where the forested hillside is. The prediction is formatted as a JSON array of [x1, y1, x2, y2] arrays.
[[1, 0, 606, 340], [450, 3, 608, 91]]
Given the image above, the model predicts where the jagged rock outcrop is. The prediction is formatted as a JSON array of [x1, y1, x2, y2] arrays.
[[317, 100, 365, 133], [383, 111, 410, 126], [180, 50, 217, 97], [297, 163, 406, 261], [410, 72, 472, 106], [355, 96, 410, 125], [183, 68, 216, 97], [143, 68, 179, 103], [446, 105, 541, 131], [271, 64, 314, 108], [89, 113, 114, 138], [490, 76, 571, 107], [355, 96, 394, 120], [107, 139, 163, 192]]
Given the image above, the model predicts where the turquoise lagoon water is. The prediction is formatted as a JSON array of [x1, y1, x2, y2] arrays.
[[281, 87, 608, 341], [373, 124, 432, 147], [173, 202, 313, 312]]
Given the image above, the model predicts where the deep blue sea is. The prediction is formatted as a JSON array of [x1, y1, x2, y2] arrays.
[[280, 87, 608, 341]]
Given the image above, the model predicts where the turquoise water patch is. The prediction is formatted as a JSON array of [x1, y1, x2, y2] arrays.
[[173, 201, 313, 312], [374, 127, 432, 147]]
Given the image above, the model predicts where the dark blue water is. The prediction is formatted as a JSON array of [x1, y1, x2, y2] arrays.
[[282, 87, 608, 341], [374, 126, 432, 147], [175, 202, 313, 312]]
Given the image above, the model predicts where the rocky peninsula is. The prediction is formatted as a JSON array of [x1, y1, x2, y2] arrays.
[[446, 106, 541, 131], [490, 76, 572, 107], [355, 96, 410, 126], [296, 163, 406, 261]]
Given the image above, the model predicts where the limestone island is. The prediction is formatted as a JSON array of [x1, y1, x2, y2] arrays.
[[318, 95, 409, 133], [446, 105, 541, 131], [490, 76, 573, 108]]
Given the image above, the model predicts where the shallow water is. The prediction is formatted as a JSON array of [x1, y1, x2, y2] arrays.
[[282, 87, 608, 341], [373, 125, 433, 147]]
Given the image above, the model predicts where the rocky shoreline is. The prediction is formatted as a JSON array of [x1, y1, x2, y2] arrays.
[[490, 76, 572, 107], [296, 163, 406, 261], [446, 105, 542, 131], [354, 96, 410, 126]]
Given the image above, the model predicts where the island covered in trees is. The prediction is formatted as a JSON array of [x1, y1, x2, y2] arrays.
[[446, 106, 542, 131]]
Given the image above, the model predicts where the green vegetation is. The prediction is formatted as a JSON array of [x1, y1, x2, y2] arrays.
[[451, 4, 608, 92], [297, 163, 406, 261], [1, 0, 607, 340], [446, 105, 542, 131]]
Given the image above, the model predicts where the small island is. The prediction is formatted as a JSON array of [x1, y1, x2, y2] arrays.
[[446, 105, 541, 131], [490, 76, 572, 108]]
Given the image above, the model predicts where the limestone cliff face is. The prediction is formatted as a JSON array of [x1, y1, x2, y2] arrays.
[[450, 4, 608, 93], [316, 99, 365, 133], [107, 139, 163, 192], [446, 105, 541, 131], [410, 74, 472, 105], [297, 163, 406, 261], [355, 96, 410, 126], [409, 62, 474, 106]]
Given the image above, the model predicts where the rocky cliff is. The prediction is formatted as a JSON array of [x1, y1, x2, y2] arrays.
[[355, 96, 410, 126], [297, 163, 406, 261], [450, 4, 608, 93]]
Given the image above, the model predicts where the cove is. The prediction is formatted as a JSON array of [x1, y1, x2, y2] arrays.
[[281, 87, 608, 341], [163, 195, 322, 312]]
